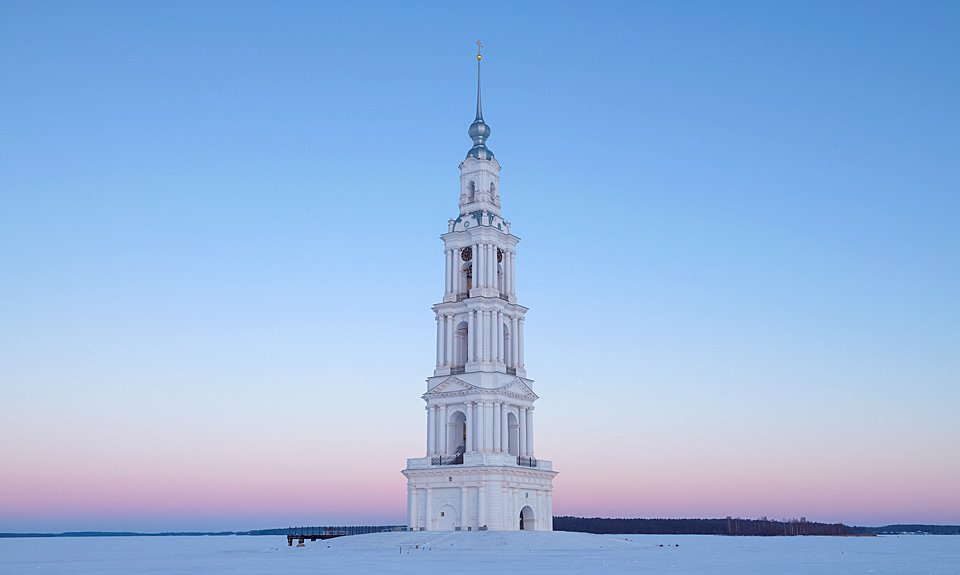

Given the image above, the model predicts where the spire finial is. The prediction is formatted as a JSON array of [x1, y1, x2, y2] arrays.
[[475, 40, 483, 121], [466, 41, 493, 160]]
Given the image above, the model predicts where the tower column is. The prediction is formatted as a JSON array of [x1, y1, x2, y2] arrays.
[[467, 308, 474, 362], [476, 401, 485, 451], [496, 310, 503, 364], [500, 402, 509, 452], [446, 315, 454, 366], [519, 407, 527, 457], [482, 310, 489, 362], [460, 487, 468, 529], [465, 401, 473, 452], [440, 404, 448, 455], [478, 482, 486, 528], [527, 407, 534, 456], [409, 485, 418, 530], [426, 406, 434, 455], [473, 309, 481, 362], [444, 249, 452, 295], [511, 316, 519, 368], [510, 251, 516, 295], [518, 317, 525, 368], [435, 315, 443, 367], [493, 402, 501, 452], [476, 243, 484, 290]]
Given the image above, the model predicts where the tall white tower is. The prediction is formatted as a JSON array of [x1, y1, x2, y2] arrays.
[[402, 48, 556, 532]]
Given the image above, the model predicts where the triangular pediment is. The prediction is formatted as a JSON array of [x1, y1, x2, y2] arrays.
[[424, 376, 479, 398], [496, 378, 538, 401]]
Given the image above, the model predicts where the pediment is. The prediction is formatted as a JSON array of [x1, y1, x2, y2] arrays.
[[496, 378, 538, 401], [424, 376, 538, 402], [424, 376, 479, 398]]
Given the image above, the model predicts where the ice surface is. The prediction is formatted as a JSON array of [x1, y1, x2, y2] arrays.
[[1, 531, 957, 574]]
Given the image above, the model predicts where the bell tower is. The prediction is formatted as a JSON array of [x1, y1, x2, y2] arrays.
[[401, 45, 557, 532]]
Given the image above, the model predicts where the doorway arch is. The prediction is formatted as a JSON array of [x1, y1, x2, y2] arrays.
[[519, 505, 535, 530]]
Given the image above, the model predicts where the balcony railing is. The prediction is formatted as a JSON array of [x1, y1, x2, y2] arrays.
[[456, 293, 468, 302], [450, 366, 465, 375], [498, 293, 509, 301], [517, 456, 538, 467], [506, 367, 516, 375]]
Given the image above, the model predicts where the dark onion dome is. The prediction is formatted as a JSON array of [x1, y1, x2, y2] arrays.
[[466, 52, 494, 160]]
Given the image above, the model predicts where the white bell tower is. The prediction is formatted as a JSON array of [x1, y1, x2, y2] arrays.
[[402, 46, 557, 532]]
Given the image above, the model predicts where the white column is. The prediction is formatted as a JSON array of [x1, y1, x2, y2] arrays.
[[466, 309, 474, 363], [480, 310, 486, 362], [440, 404, 448, 455], [511, 316, 519, 368], [446, 315, 454, 367], [409, 486, 418, 530], [518, 317, 525, 368], [510, 251, 516, 295], [493, 402, 501, 453], [478, 483, 486, 528], [426, 406, 434, 455], [460, 487, 468, 530], [485, 402, 494, 451], [444, 249, 451, 295], [500, 403, 509, 452], [435, 315, 443, 367], [513, 489, 519, 530], [465, 401, 473, 452], [476, 401, 485, 451], [519, 407, 527, 457], [488, 244, 495, 290], [496, 310, 503, 364], [435, 405, 443, 455], [426, 488, 433, 530], [489, 310, 496, 363], [476, 243, 484, 290], [527, 407, 534, 456]]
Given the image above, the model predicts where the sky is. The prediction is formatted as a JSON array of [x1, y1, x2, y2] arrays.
[[1, 0, 958, 532]]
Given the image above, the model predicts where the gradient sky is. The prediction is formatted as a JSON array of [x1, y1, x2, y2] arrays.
[[1, 1, 958, 532]]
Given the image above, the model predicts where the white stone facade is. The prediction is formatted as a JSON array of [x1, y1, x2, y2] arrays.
[[402, 60, 556, 531]]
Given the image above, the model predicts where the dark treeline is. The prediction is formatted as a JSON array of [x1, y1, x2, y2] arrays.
[[554, 516, 849, 536], [848, 524, 960, 535]]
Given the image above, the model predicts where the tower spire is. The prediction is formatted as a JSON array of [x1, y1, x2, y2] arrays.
[[476, 40, 483, 121], [466, 40, 494, 160]]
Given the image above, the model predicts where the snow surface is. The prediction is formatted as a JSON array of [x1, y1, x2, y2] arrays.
[[1, 531, 958, 574]]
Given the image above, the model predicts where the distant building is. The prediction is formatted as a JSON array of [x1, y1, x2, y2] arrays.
[[401, 50, 557, 531]]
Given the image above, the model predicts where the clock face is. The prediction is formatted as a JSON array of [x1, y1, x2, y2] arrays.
[[497, 248, 503, 263], [461, 247, 473, 262]]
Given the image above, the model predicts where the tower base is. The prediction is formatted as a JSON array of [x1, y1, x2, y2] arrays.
[[402, 464, 556, 531]]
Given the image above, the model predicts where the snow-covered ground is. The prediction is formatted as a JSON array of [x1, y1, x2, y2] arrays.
[[1, 531, 957, 574]]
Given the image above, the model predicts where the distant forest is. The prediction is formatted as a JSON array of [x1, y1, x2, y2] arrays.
[[554, 517, 960, 536]]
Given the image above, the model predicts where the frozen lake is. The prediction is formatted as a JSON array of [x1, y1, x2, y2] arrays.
[[1, 531, 957, 574]]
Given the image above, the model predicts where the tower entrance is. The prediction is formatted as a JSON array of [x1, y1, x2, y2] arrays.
[[519, 506, 535, 530]]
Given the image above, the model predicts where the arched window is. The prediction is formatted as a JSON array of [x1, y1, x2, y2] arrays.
[[507, 411, 520, 456], [454, 321, 469, 367], [447, 410, 467, 456]]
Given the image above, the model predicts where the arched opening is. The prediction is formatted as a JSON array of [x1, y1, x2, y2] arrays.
[[519, 505, 535, 531], [461, 262, 472, 295], [454, 321, 468, 368], [437, 504, 459, 531], [507, 412, 519, 456], [447, 410, 466, 458]]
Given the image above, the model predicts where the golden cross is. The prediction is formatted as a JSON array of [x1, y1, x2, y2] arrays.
[[476, 40, 483, 59]]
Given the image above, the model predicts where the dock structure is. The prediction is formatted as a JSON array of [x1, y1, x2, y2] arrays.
[[286, 525, 406, 547]]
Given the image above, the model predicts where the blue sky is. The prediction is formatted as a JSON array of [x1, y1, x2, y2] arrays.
[[1, 1, 958, 531]]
